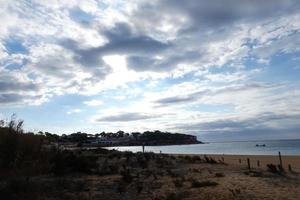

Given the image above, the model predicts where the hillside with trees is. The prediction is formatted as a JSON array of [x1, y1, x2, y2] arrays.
[[43, 130, 201, 147]]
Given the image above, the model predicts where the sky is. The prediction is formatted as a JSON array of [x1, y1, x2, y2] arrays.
[[0, 0, 300, 141]]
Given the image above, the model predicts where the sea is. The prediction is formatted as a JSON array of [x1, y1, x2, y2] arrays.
[[106, 139, 300, 155]]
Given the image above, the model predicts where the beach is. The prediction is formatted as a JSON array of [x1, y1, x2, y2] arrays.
[[195, 154, 300, 172], [166, 153, 300, 200]]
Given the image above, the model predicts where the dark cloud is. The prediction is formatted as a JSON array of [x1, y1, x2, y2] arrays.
[[0, 93, 24, 104], [127, 51, 200, 72], [60, 23, 171, 70], [0, 72, 43, 105], [0, 93, 42, 104], [134, 0, 300, 33], [0, 81, 40, 93], [101, 23, 171, 55], [155, 90, 209, 105], [95, 112, 158, 122]]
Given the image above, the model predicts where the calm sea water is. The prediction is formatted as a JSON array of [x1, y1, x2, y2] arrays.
[[106, 139, 300, 155]]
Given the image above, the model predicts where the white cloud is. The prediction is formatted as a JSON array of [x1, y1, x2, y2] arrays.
[[83, 100, 103, 106], [67, 108, 82, 114]]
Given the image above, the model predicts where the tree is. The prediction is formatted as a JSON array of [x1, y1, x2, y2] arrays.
[[131, 132, 141, 140], [0, 119, 4, 127], [117, 130, 125, 138], [100, 131, 106, 137]]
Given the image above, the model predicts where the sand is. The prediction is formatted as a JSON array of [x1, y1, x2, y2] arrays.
[[203, 154, 300, 172]]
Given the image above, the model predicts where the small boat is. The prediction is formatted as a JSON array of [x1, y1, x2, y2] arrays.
[[256, 144, 266, 147]]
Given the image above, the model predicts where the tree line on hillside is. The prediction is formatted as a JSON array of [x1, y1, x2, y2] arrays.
[[40, 130, 200, 145], [0, 114, 201, 149]]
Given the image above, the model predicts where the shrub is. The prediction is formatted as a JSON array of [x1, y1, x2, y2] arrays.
[[0, 115, 46, 172], [266, 164, 278, 173]]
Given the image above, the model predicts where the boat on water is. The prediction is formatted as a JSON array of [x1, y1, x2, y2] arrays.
[[256, 144, 266, 147]]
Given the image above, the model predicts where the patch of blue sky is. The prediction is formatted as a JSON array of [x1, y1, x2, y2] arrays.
[[4, 38, 28, 54], [263, 52, 300, 84], [69, 7, 94, 25], [5, 63, 23, 70], [243, 56, 267, 69]]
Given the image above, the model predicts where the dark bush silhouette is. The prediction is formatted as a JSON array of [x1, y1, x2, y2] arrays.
[[0, 115, 46, 172]]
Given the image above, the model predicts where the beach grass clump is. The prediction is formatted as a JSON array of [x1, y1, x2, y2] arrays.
[[266, 164, 284, 174], [204, 155, 218, 164], [229, 188, 241, 197], [191, 179, 218, 188]]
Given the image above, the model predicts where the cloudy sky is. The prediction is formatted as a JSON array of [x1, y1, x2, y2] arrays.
[[1, 0, 300, 141]]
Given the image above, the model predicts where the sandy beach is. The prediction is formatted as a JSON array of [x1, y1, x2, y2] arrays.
[[203, 154, 300, 172]]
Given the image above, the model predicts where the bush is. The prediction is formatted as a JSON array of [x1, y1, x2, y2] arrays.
[[51, 150, 98, 175], [0, 115, 46, 172], [266, 164, 278, 173]]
